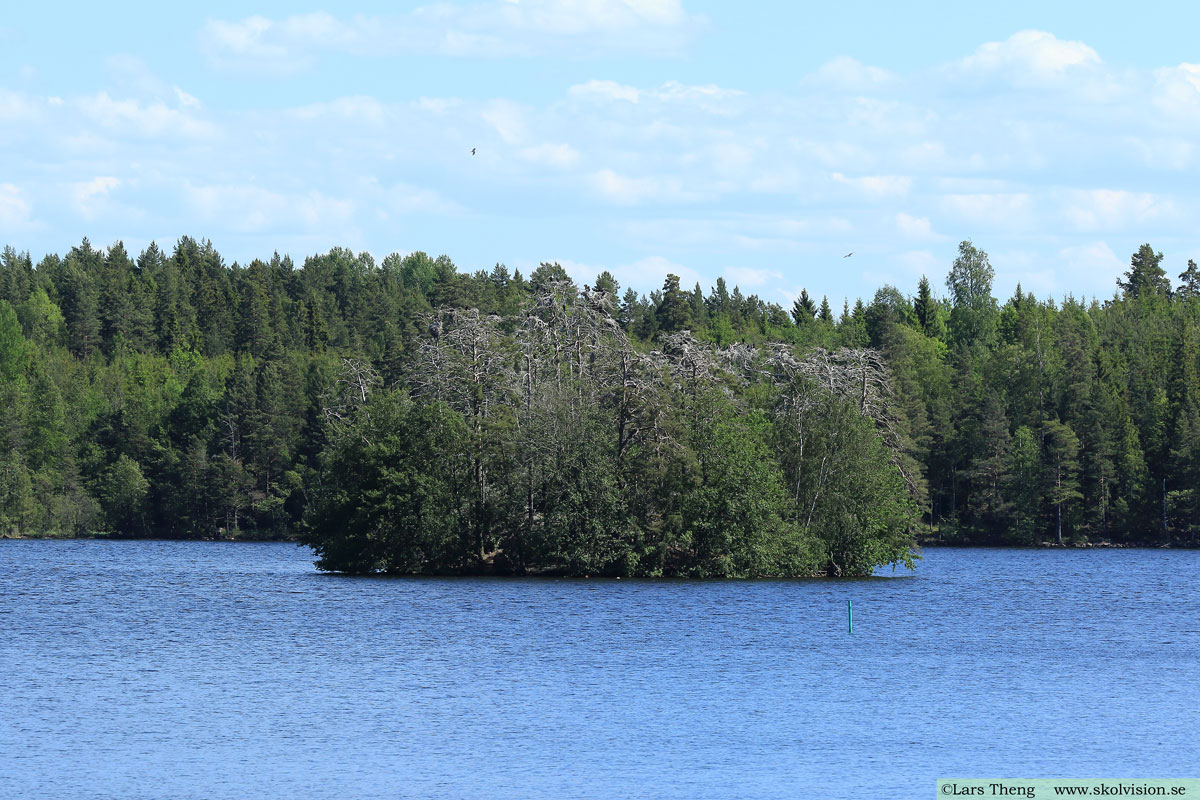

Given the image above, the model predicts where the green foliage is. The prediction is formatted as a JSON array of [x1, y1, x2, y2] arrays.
[[675, 395, 815, 577], [1178, 260, 1200, 301], [947, 240, 998, 348], [0, 300, 27, 383], [17, 288, 67, 348], [305, 293, 913, 576], [656, 274, 691, 333], [1119, 244, 1171, 299], [304, 392, 469, 573], [99, 454, 150, 535], [791, 289, 816, 326], [914, 275, 946, 340], [1005, 426, 1042, 543], [529, 261, 575, 295], [774, 381, 918, 575], [1, 232, 1198, 560]]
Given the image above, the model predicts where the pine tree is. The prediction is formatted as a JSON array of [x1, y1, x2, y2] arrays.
[[818, 295, 834, 324], [593, 270, 618, 296], [1177, 259, 1200, 301], [59, 240, 102, 358], [1118, 244, 1171, 299], [914, 275, 946, 339], [1005, 426, 1042, 543], [967, 395, 1011, 537], [1165, 317, 1200, 537], [657, 274, 690, 333], [791, 289, 816, 325], [1043, 419, 1082, 545], [0, 301, 26, 383]]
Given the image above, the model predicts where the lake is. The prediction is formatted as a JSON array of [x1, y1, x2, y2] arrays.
[[1, 541, 1197, 799]]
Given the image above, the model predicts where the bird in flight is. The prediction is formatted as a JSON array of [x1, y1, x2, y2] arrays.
[[843, 252, 853, 258], [471, 148, 476, 155]]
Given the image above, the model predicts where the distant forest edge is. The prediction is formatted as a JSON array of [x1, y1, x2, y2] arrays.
[[0, 238, 1198, 576]]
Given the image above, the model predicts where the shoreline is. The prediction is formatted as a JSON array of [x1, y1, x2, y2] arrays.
[[915, 537, 1198, 549], [6, 532, 1198, 550], [0, 532, 299, 543]]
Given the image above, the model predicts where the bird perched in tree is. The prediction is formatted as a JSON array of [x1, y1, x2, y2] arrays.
[[843, 252, 853, 258]]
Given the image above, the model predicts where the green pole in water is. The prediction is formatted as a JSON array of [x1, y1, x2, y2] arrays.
[[848, 599, 853, 633]]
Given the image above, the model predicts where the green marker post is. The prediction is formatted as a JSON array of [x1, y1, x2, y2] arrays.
[[848, 599, 853, 633]]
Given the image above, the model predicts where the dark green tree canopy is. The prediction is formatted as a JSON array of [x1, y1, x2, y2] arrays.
[[1, 233, 1198, 555], [657, 273, 691, 333], [1119, 244, 1171, 299]]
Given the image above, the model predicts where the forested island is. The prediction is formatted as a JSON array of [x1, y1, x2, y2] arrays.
[[0, 237, 1197, 576]]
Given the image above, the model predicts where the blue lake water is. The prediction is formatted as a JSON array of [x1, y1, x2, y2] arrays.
[[2, 540, 1198, 799]]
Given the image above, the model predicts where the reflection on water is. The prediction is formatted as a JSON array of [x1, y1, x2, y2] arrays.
[[2, 541, 1198, 799]]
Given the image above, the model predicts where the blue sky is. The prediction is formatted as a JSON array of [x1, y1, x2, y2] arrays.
[[3, 1, 1200, 307]]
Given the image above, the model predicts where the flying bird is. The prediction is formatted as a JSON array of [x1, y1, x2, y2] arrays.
[[843, 252, 853, 258], [471, 148, 476, 155]]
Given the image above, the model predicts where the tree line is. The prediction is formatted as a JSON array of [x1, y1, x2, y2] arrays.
[[0, 237, 1197, 574]]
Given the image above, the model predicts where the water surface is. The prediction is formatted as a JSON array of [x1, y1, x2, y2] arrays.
[[2, 541, 1197, 799]]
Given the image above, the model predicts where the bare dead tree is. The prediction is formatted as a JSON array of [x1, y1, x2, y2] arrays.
[[714, 342, 922, 502], [411, 308, 517, 562], [322, 358, 381, 443], [660, 330, 719, 392]]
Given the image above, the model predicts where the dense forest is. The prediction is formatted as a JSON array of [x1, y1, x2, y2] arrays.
[[0, 237, 1197, 575]]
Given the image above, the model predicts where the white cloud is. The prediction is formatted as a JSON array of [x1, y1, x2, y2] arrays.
[[942, 193, 1034, 229], [621, 255, 706, 292], [416, 97, 463, 115], [77, 91, 218, 139], [807, 56, 896, 91], [200, 1, 703, 69], [186, 183, 356, 234], [568, 79, 742, 113], [770, 217, 854, 237], [590, 169, 699, 205], [174, 87, 202, 109], [896, 213, 935, 239], [1153, 63, 1200, 121], [651, 80, 743, 110], [897, 250, 940, 277], [569, 79, 642, 103], [900, 141, 948, 169], [0, 183, 35, 230], [959, 30, 1101, 83], [548, 254, 705, 296], [380, 182, 462, 216], [1057, 241, 1125, 289], [519, 142, 580, 168], [291, 95, 387, 124], [832, 173, 912, 197], [1061, 189, 1173, 232], [10, 28, 1200, 309], [495, 0, 692, 35], [72, 177, 120, 219], [990, 250, 1058, 297], [0, 88, 38, 121], [1124, 136, 1194, 170], [620, 216, 853, 253], [553, 258, 599, 287], [726, 266, 782, 287], [482, 100, 528, 144], [787, 138, 875, 171], [199, 14, 318, 71]]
